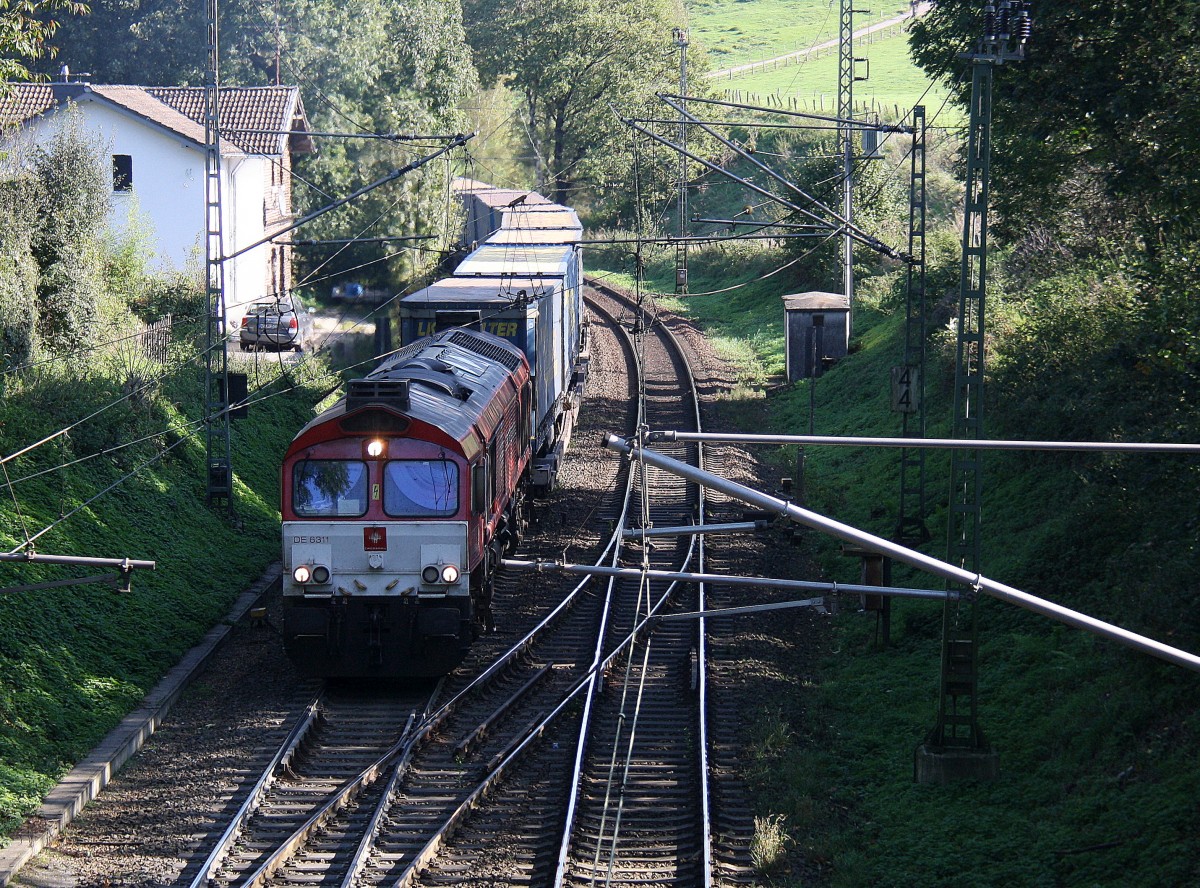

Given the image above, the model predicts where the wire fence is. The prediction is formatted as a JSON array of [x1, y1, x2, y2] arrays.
[[713, 18, 914, 82], [718, 89, 915, 123]]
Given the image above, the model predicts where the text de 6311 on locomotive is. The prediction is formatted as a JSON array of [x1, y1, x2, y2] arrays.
[[281, 182, 588, 678]]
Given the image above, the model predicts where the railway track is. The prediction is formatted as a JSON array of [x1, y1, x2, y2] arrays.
[[184, 281, 739, 887], [550, 282, 710, 887], [11, 281, 769, 888]]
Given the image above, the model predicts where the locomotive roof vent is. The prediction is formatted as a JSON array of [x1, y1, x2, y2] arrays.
[[347, 378, 410, 412], [447, 329, 523, 372], [400, 356, 454, 374]]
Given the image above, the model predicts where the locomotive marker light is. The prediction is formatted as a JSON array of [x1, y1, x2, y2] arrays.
[[292, 563, 331, 585], [365, 439, 387, 458], [422, 561, 461, 585]]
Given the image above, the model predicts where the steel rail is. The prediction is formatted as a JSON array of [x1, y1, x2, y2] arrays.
[[553, 290, 657, 886], [232, 691, 440, 886], [559, 284, 712, 886], [338, 713, 418, 888], [385, 292, 643, 888], [394, 552, 698, 888], [604, 435, 1200, 674], [187, 695, 324, 887]]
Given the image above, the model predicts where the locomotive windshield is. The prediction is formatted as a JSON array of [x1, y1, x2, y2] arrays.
[[384, 460, 459, 517], [293, 460, 368, 517]]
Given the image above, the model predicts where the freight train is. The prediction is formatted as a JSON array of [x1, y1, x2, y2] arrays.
[[280, 181, 587, 678]]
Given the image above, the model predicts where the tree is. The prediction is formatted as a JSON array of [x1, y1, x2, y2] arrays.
[[0, 0, 87, 81], [909, 0, 1200, 247], [31, 108, 108, 354], [464, 0, 685, 207], [44, 0, 478, 288], [0, 176, 40, 372]]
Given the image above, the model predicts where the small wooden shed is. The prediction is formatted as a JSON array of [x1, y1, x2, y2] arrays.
[[782, 291, 850, 381]]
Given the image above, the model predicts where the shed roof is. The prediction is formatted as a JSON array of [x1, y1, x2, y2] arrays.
[[781, 291, 850, 311]]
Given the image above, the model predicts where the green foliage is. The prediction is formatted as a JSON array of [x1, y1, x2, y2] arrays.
[[910, 0, 1200, 246], [30, 109, 109, 357], [0, 0, 87, 82], [41, 0, 478, 290], [591, 135, 1200, 881], [464, 0, 690, 210], [0, 175, 40, 371], [0, 305, 331, 835]]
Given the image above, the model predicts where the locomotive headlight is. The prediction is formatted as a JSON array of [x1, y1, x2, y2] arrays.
[[421, 562, 461, 585], [366, 439, 386, 458], [293, 563, 330, 585]]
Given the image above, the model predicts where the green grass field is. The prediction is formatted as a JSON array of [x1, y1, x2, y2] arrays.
[[689, 0, 956, 122], [687, 0, 913, 69]]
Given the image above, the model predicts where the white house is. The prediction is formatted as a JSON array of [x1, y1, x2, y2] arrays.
[[0, 80, 315, 325]]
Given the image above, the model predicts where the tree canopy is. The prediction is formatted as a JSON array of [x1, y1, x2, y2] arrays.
[[910, 0, 1200, 247], [464, 0, 688, 209], [39, 0, 478, 288], [0, 0, 87, 81]]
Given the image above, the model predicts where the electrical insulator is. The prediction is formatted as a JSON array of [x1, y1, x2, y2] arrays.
[[998, 0, 1012, 42], [1015, 8, 1032, 44], [983, 2, 997, 41]]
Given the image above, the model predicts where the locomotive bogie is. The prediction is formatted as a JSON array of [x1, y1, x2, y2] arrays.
[[283, 594, 473, 678]]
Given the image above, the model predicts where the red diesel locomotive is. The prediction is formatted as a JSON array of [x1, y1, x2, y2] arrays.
[[280, 328, 533, 677]]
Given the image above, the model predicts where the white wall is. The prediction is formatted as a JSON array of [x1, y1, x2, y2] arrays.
[[8, 97, 270, 325]]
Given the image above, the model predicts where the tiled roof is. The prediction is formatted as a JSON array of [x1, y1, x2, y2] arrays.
[[0, 83, 312, 156], [0, 84, 53, 126], [148, 86, 312, 155]]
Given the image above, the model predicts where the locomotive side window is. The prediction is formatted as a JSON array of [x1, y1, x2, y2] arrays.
[[384, 460, 459, 517], [293, 460, 368, 516]]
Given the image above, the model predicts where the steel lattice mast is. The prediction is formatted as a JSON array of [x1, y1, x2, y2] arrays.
[[838, 0, 855, 322], [673, 28, 689, 295], [895, 104, 929, 546], [923, 1, 1031, 775], [203, 0, 232, 510]]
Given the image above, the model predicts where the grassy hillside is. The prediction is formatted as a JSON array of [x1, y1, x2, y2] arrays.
[[687, 0, 912, 69], [0, 301, 329, 835], [587, 236, 1200, 885]]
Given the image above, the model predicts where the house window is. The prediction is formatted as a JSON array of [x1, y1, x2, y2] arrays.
[[112, 155, 133, 192]]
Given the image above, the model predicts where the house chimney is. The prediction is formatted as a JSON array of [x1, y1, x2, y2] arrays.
[[50, 66, 89, 104]]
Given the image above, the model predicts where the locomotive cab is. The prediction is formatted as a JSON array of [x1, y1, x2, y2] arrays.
[[279, 330, 532, 679]]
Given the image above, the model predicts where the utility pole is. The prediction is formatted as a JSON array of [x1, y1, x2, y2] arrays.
[[916, 0, 1030, 785], [674, 27, 689, 295], [838, 0, 869, 332], [894, 104, 928, 546], [204, 0, 233, 511]]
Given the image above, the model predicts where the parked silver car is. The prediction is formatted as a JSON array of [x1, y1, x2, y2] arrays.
[[239, 297, 312, 351]]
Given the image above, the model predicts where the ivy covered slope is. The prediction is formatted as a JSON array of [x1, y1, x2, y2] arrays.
[[0, 121, 328, 836], [0, 326, 323, 836]]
